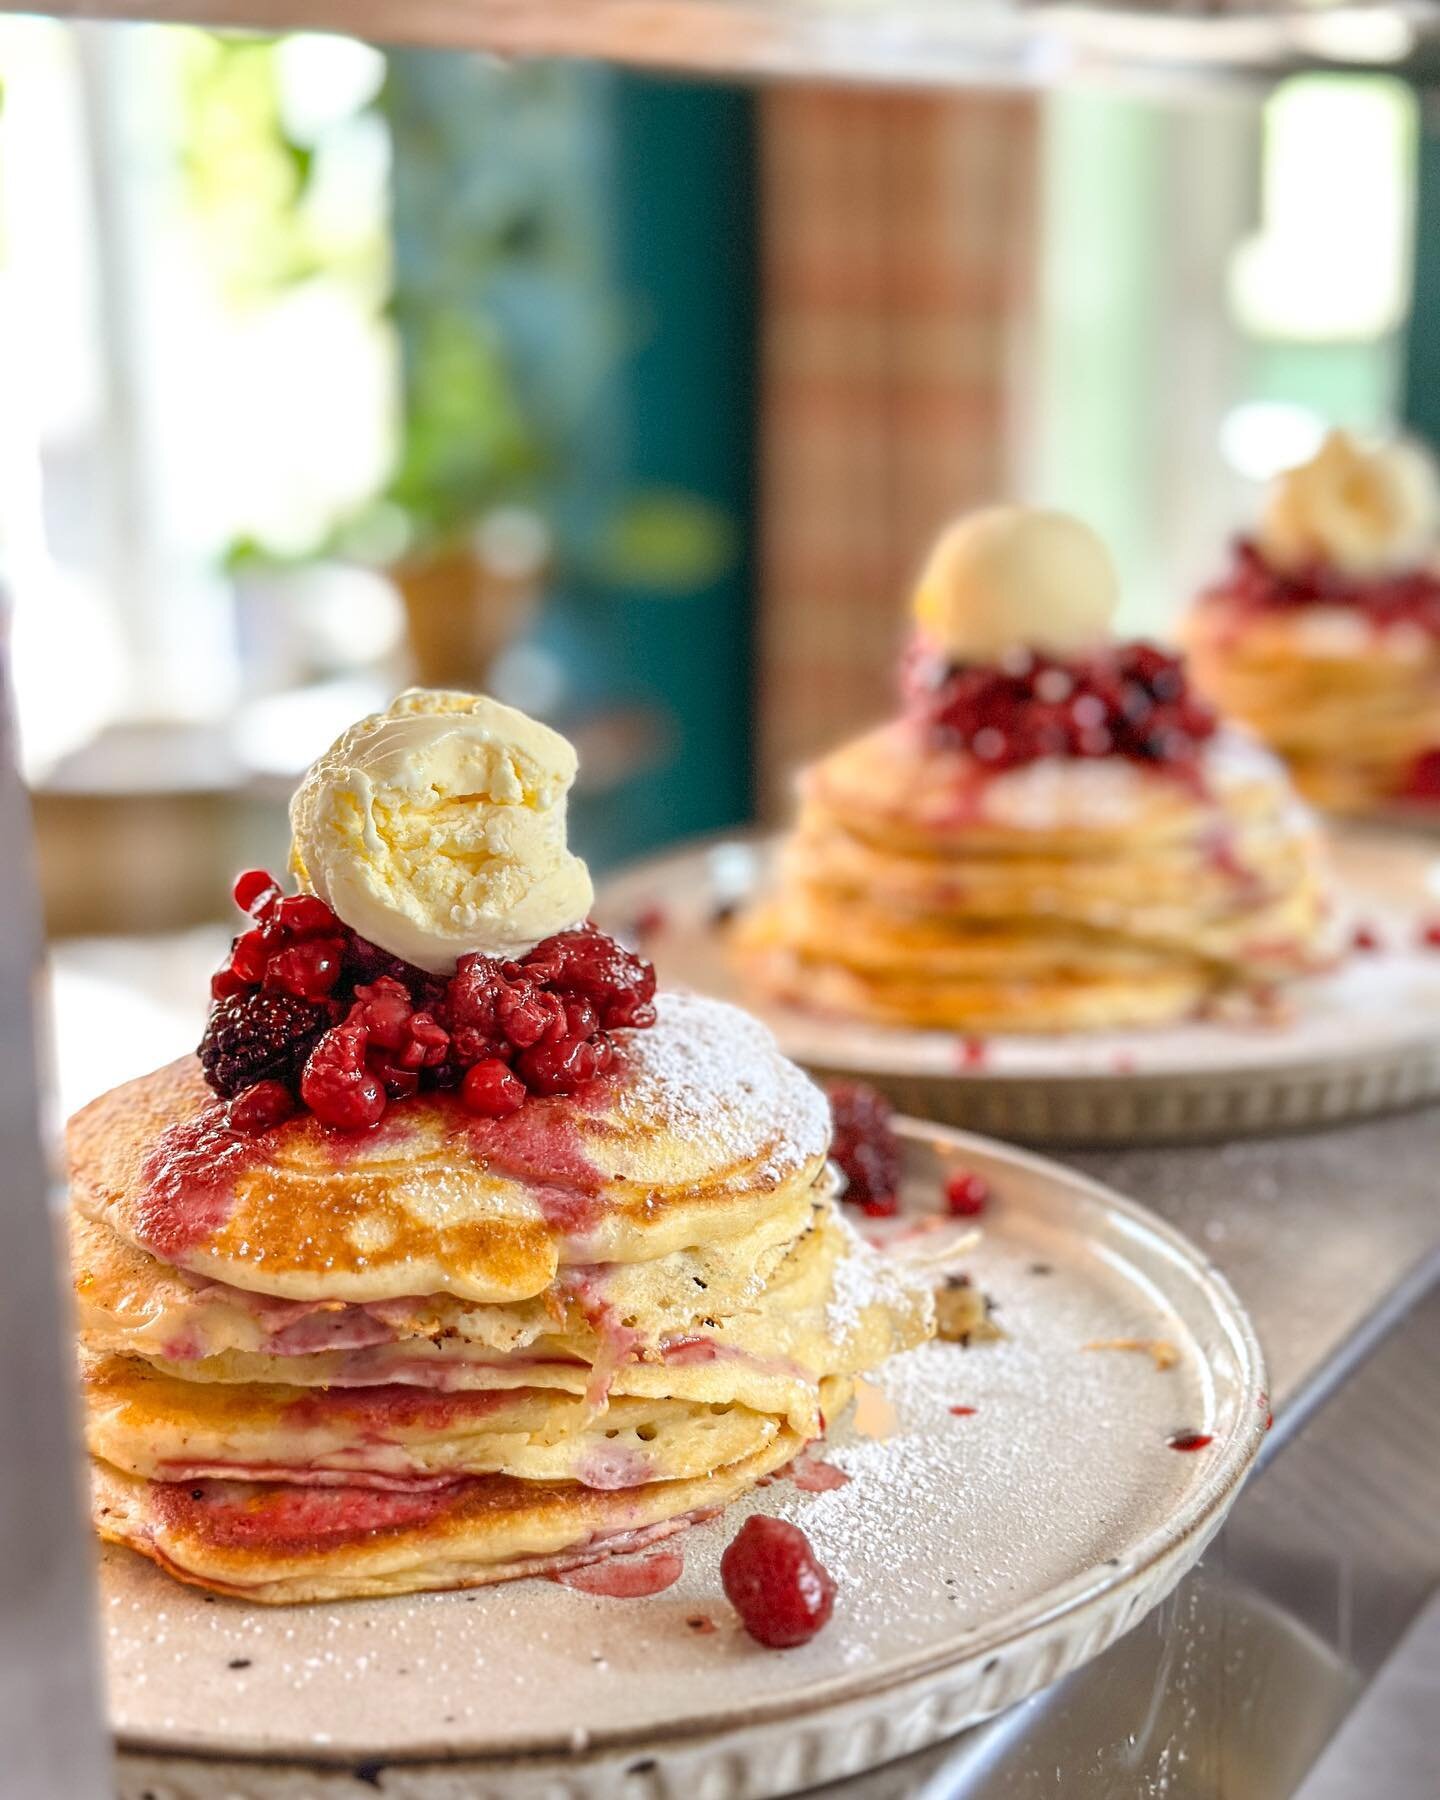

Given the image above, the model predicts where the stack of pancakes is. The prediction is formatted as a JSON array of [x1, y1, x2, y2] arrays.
[[70, 993, 930, 1602], [1185, 604, 1440, 813], [737, 723, 1333, 1033]]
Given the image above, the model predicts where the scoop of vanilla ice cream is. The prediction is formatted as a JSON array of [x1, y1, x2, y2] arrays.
[[1259, 429, 1440, 578], [912, 506, 1119, 662], [289, 689, 594, 974]]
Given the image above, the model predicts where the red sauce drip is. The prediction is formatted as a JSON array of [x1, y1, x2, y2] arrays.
[[132, 1104, 266, 1260], [459, 1079, 613, 1235], [1209, 537, 1440, 635], [949, 1405, 978, 1418], [956, 1037, 988, 1071], [660, 1336, 719, 1366], [153, 1478, 453, 1550], [1167, 1430, 1214, 1453], [554, 1549, 684, 1598], [790, 1457, 851, 1493], [284, 1384, 514, 1436]]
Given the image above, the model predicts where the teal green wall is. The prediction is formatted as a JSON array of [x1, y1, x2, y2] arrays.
[[385, 55, 757, 872]]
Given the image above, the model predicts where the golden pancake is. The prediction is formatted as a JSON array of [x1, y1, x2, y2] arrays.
[[737, 722, 1333, 1032], [70, 1188, 816, 1367], [90, 1414, 816, 1604], [132, 1214, 933, 1439], [1186, 601, 1440, 811], [83, 1353, 783, 1493], [68, 993, 831, 1306]]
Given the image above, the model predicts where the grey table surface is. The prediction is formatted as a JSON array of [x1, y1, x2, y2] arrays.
[[1068, 1107, 1440, 1409]]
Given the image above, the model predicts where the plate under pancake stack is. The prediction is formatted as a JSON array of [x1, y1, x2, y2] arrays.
[[599, 825, 1440, 1146], [109, 1121, 1265, 1798]]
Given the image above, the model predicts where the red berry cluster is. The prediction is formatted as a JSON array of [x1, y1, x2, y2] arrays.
[[902, 639, 1218, 775], [1218, 537, 1440, 636], [825, 1080, 901, 1219], [199, 870, 656, 1133]]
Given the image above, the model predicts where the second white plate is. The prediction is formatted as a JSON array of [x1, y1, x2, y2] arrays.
[[597, 825, 1440, 1143]]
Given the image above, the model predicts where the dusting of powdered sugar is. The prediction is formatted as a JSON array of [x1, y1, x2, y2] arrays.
[[618, 991, 830, 1182], [824, 1210, 926, 1345]]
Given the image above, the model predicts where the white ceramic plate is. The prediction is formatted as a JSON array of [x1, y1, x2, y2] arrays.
[[111, 1123, 1265, 1799], [596, 825, 1440, 1144]]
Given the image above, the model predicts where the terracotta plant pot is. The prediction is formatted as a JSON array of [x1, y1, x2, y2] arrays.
[[390, 528, 543, 691]]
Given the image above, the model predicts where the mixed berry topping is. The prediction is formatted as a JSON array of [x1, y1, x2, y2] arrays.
[[903, 640, 1218, 775], [199, 870, 656, 1132], [825, 1081, 901, 1218], [720, 1515, 836, 1649], [1214, 537, 1440, 635]]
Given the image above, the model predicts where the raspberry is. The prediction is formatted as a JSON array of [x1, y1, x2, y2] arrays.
[[495, 981, 562, 1049], [447, 954, 536, 1041], [720, 1516, 836, 1649], [301, 1025, 385, 1131], [199, 991, 338, 1097], [347, 977, 415, 1050], [520, 927, 657, 1030], [461, 1058, 526, 1118], [945, 1170, 991, 1217], [227, 1080, 297, 1135], [399, 1012, 449, 1068], [230, 928, 272, 986], [210, 964, 250, 1002], [826, 1081, 901, 1218], [264, 936, 346, 999], [232, 869, 279, 915], [275, 894, 338, 939], [516, 1029, 613, 1095]]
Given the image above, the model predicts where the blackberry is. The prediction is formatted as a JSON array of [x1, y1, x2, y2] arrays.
[[825, 1079, 902, 1218], [198, 990, 338, 1097]]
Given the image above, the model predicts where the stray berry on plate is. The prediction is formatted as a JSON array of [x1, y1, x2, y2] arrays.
[[720, 1516, 836, 1649], [945, 1170, 991, 1218]]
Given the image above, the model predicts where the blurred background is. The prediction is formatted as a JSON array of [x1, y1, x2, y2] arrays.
[[0, 20, 1434, 1012]]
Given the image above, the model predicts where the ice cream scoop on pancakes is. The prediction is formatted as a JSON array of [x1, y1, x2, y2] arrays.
[[71, 690, 930, 1604], [737, 508, 1333, 1033]]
